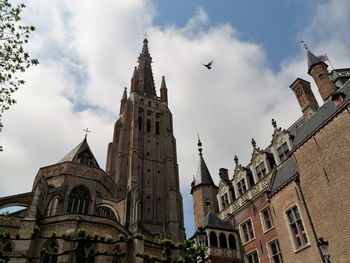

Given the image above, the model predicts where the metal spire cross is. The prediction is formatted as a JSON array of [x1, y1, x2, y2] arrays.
[[83, 128, 91, 138], [143, 32, 149, 39], [301, 40, 309, 50]]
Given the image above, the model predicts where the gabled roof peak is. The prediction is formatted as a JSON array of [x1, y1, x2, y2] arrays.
[[58, 137, 100, 169]]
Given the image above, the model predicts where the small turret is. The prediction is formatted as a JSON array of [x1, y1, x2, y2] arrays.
[[119, 87, 127, 115], [160, 76, 168, 103], [307, 49, 336, 102]]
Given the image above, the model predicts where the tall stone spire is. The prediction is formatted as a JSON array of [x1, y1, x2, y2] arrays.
[[137, 38, 156, 97], [160, 76, 168, 103], [119, 87, 127, 115]]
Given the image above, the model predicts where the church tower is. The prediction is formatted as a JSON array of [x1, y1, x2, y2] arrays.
[[106, 38, 185, 242]]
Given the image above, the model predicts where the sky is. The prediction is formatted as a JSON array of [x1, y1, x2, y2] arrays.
[[0, 0, 349, 236]]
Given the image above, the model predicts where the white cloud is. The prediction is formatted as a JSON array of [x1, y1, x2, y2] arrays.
[[0, 0, 348, 235]]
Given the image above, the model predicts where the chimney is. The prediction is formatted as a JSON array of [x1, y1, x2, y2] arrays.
[[290, 78, 319, 120], [219, 168, 229, 181]]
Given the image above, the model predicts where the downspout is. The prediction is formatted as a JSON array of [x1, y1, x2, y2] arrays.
[[294, 175, 325, 263]]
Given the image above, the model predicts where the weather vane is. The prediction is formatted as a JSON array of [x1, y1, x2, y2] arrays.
[[83, 128, 91, 138], [301, 40, 308, 50]]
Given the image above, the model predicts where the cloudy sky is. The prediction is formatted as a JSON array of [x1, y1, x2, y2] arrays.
[[0, 0, 349, 236]]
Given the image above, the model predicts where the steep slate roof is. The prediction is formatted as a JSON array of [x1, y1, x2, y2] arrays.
[[307, 49, 325, 74], [269, 157, 297, 195], [291, 82, 350, 149], [200, 213, 232, 231], [58, 137, 100, 168], [192, 154, 216, 188]]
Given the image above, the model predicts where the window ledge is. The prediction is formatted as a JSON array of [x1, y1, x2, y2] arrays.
[[263, 226, 274, 234], [242, 238, 256, 246], [294, 243, 311, 254]]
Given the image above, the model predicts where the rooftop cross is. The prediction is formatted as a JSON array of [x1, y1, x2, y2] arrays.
[[83, 128, 91, 138]]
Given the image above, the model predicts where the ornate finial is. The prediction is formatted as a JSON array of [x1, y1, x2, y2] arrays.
[[251, 138, 256, 148], [234, 155, 238, 165], [272, 119, 277, 129], [83, 128, 91, 138], [197, 134, 203, 156], [301, 40, 308, 50]]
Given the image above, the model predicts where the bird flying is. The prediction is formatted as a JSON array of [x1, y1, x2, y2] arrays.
[[203, 60, 213, 69]]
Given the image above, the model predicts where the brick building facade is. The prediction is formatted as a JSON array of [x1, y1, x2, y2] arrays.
[[191, 50, 350, 263]]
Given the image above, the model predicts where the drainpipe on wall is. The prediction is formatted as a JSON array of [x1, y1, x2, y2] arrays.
[[294, 175, 326, 263]]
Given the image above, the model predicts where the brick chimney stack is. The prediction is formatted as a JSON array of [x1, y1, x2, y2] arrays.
[[290, 78, 319, 120]]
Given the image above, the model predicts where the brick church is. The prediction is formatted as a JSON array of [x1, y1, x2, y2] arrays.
[[0, 39, 185, 262], [0, 38, 349, 263]]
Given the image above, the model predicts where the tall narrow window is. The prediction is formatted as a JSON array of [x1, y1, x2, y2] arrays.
[[156, 121, 160, 135], [255, 161, 266, 180], [241, 219, 255, 243], [219, 233, 227, 249], [221, 193, 229, 208], [247, 173, 255, 188], [277, 142, 289, 162], [67, 186, 91, 215], [138, 116, 143, 130], [209, 232, 218, 247], [268, 239, 283, 263], [147, 119, 151, 133], [237, 179, 247, 195], [286, 205, 308, 249], [228, 234, 237, 249], [260, 207, 273, 232]]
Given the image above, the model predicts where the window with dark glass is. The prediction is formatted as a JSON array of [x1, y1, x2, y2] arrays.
[[156, 121, 160, 135], [96, 206, 117, 220], [146, 119, 151, 132], [219, 233, 227, 248], [255, 161, 266, 180], [286, 205, 308, 249], [42, 240, 58, 263], [241, 219, 254, 243], [138, 116, 143, 130], [277, 142, 289, 162], [209, 232, 218, 247], [221, 193, 229, 208], [246, 250, 259, 263], [261, 207, 273, 231], [237, 179, 247, 195], [268, 239, 283, 263], [247, 173, 255, 188], [67, 186, 91, 215], [228, 234, 237, 249]]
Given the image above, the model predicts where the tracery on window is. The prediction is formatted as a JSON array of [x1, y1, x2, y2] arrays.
[[67, 186, 91, 215]]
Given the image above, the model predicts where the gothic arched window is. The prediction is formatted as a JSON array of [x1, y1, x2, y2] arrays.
[[228, 234, 237, 249], [46, 196, 61, 216], [67, 186, 91, 214], [42, 239, 58, 263], [209, 232, 218, 247], [96, 206, 117, 221], [219, 233, 227, 248]]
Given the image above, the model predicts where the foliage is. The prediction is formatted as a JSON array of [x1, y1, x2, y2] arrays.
[[0, 0, 39, 134], [0, 227, 205, 262]]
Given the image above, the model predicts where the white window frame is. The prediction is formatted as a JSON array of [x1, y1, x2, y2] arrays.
[[245, 249, 260, 263], [260, 206, 274, 233], [277, 142, 289, 162], [267, 238, 283, 263], [240, 218, 255, 244], [284, 204, 309, 251]]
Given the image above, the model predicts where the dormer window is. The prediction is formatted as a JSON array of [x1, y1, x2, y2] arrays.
[[78, 151, 92, 165], [237, 179, 247, 195], [277, 142, 289, 162], [255, 161, 266, 180], [221, 193, 229, 208]]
